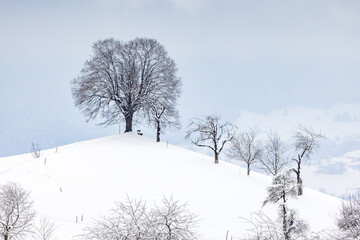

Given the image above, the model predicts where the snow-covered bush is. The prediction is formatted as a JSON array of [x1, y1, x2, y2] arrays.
[[337, 190, 360, 239], [79, 196, 199, 240]]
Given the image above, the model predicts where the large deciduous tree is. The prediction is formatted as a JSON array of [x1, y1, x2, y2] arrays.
[[71, 38, 181, 133], [186, 115, 236, 164]]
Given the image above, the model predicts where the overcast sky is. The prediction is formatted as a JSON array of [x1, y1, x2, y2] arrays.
[[1, 0, 360, 157]]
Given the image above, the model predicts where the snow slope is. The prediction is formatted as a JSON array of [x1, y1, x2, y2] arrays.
[[0, 134, 341, 239]]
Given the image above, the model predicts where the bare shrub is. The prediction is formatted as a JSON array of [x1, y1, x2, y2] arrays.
[[239, 212, 283, 240], [31, 143, 41, 159], [79, 196, 199, 240], [240, 211, 311, 240], [32, 217, 57, 240], [337, 190, 360, 239], [150, 196, 199, 240]]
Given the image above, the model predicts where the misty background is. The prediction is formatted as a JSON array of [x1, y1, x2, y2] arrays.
[[1, 0, 359, 196]]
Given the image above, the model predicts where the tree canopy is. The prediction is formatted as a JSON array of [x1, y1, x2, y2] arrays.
[[72, 38, 181, 133]]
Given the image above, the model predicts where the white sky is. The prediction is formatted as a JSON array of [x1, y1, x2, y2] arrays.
[[0, 0, 360, 156]]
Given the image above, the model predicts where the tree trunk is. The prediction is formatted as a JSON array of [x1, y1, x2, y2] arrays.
[[125, 112, 133, 132], [214, 152, 219, 164], [247, 163, 250, 175], [282, 193, 290, 240], [297, 158, 303, 195], [283, 204, 290, 240], [298, 176, 303, 196], [156, 120, 161, 142], [4, 234, 8, 240]]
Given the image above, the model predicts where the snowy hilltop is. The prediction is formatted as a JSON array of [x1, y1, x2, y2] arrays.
[[0, 133, 341, 239]]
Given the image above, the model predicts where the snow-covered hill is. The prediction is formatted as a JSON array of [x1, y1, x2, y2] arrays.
[[0, 134, 341, 239]]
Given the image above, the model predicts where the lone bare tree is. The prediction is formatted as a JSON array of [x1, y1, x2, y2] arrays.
[[0, 182, 36, 240], [227, 129, 262, 175], [260, 130, 289, 176], [71, 38, 181, 132], [186, 115, 237, 164], [292, 125, 324, 195]]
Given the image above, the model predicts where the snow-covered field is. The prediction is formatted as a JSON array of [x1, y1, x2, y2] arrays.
[[0, 134, 341, 239]]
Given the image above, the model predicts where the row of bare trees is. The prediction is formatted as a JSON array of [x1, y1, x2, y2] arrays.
[[0, 182, 198, 240], [1, 181, 359, 239], [185, 114, 324, 196]]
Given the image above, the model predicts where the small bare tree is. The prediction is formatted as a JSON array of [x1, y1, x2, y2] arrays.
[[31, 143, 41, 159], [227, 129, 262, 175], [292, 125, 324, 195], [146, 103, 181, 142], [186, 115, 236, 164], [337, 190, 360, 239], [0, 182, 36, 240], [150, 196, 199, 240], [32, 217, 57, 240], [260, 130, 289, 176]]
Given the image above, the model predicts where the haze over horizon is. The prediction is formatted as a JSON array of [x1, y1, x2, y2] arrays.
[[1, 0, 360, 158]]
